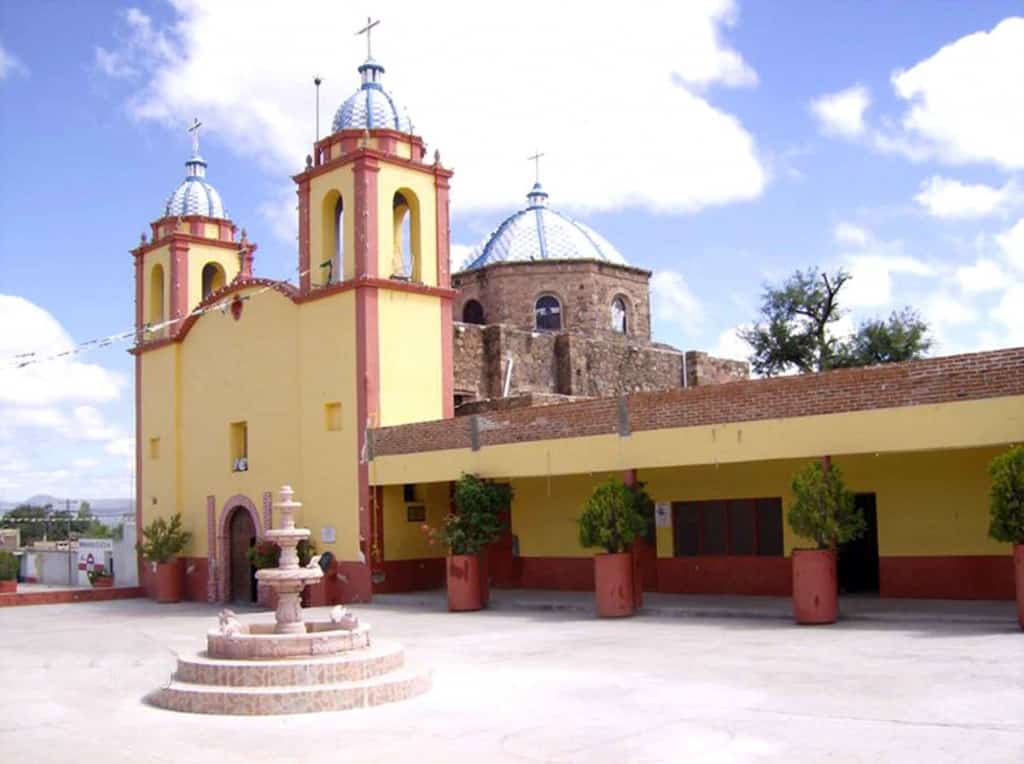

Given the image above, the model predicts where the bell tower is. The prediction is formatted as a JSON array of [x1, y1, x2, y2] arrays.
[[292, 39, 454, 599]]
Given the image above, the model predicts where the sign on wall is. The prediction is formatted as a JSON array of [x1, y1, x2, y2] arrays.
[[654, 502, 672, 529], [321, 526, 336, 544], [77, 538, 114, 586]]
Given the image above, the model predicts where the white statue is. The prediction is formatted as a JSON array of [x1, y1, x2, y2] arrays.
[[329, 605, 359, 631], [218, 609, 243, 637]]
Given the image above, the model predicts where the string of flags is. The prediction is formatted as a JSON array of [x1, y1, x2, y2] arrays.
[[3, 265, 312, 372]]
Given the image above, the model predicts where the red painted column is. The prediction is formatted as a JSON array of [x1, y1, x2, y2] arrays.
[[350, 151, 380, 602], [435, 169, 454, 417], [297, 179, 311, 293], [168, 236, 189, 330], [622, 469, 645, 607]]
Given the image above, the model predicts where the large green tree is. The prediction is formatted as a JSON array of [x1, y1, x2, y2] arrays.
[[739, 268, 932, 376]]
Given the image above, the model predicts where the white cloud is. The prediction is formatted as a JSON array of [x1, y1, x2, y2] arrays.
[[955, 259, 1006, 293], [989, 284, 1024, 345], [890, 17, 1024, 169], [94, 47, 136, 79], [0, 42, 26, 80], [709, 324, 750, 362], [100, 0, 766, 214], [842, 253, 935, 308], [449, 244, 475, 274], [998, 217, 1024, 272], [834, 222, 870, 247], [0, 295, 124, 406], [914, 176, 1017, 219], [810, 85, 870, 138], [651, 271, 704, 337], [104, 437, 134, 457]]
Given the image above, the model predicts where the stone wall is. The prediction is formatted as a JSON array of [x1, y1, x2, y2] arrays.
[[685, 351, 749, 387], [452, 260, 652, 340]]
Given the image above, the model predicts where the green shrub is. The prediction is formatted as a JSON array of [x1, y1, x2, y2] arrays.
[[578, 478, 652, 554], [788, 461, 864, 550], [0, 549, 18, 581], [247, 538, 317, 569], [136, 513, 192, 564], [422, 474, 511, 555], [87, 567, 111, 584], [988, 445, 1024, 544]]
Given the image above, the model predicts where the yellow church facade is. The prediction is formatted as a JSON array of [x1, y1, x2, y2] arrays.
[[133, 55, 1024, 606]]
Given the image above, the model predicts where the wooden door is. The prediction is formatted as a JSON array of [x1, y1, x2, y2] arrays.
[[487, 504, 519, 588], [229, 509, 256, 603]]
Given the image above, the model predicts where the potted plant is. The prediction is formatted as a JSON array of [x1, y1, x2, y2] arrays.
[[423, 474, 510, 612], [987, 445, 1024, 629], [87, 567, 114, 588], [0, 549, 18, 594], [788, 460, 864, 625], [137, 512, 192, 603], [577, 477, 652, 617]]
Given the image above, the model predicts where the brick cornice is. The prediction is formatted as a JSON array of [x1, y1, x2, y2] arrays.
[[371, 347, 1024, 456], [293, 146, 452, 184], [132, 230, 252, 259]]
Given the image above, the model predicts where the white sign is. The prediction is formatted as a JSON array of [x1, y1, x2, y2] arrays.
[[77, 538, 113, 585], [654, 502, 672, 529], [321, 526, 336, 544]]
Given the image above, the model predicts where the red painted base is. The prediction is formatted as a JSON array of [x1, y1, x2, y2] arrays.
[[594, 553, 635, 618], [373, 558, 445, 594], [657, 556, 791, 596], [879, 556, 1014, 600], [446, 555, 482, 612], [1015, 544, 1024, 630], [91, 577, 114, 589], [335, 560, 373, 604], [0, 580, 16, 594], [792, 549, 837, 625], [0, 587, 144, 607]]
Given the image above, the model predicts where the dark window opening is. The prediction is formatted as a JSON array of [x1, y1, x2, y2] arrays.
[[535, 295, 562, 331], [462, 299, 485, 324], [672, 497, 783, 556]]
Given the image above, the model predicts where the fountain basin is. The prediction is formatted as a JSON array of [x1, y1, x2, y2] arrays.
[[207, 621, 371, 660]]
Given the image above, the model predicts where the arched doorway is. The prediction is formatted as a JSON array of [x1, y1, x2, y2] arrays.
[[227, 507, 257, 603]]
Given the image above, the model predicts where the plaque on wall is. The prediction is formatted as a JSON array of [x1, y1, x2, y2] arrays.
[[406, 504, 426, 522], [321, 526, 336, 543], [655, 502, 671, 528]]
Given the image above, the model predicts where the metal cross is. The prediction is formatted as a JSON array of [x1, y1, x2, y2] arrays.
[[356, 17, 381, 59], [527, 150, 545, 184], [188, 117, 202, 155]]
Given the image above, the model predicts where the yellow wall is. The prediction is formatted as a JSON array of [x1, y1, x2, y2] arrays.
[[375, 164, 437, 285], [186, 242, 240, 309], [381, 482, 449, 560], [144, 247, 169, 333], [377, 290, 443, 427], [310, 170, 356, 286]]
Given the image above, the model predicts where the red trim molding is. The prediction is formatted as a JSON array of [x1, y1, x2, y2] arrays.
[[373, 558, 445, 594], [880, 556, 1014, 600], [519, 557, 595, 591], [168, 238, 189, 324], [353, 155, 380, 278], [297, 179, 311, 293], [656, 557, 792, 596], [296, 144, 452, 186], [0, 587, 144, 607]]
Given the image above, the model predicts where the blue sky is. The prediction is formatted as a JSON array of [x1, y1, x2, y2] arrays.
[[1, 1, 1022, 500]]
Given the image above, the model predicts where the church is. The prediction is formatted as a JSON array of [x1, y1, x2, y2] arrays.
[[132, 48, 1024, 606]]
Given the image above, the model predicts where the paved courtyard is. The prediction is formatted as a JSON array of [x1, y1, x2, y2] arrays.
[[1, 596, 1021, 763]]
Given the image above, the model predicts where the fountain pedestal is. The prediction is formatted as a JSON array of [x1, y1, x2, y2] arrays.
[[150, 485, 430, 715]]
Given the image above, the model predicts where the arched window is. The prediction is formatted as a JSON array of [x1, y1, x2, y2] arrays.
[[392, 190, 421, 281], [319, 190, 343, 286], [202, 262, 226, 299], [535, 295, 562, 331], [149, 264, 165, 325], [611, 296, 627, 333], [462, 300, 485, 325]]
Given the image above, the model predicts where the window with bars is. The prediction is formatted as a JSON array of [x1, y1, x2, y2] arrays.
[[672, 498, 783, 557]]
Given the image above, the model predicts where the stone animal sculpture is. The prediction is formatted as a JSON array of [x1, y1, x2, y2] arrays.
[[329, 604, 359, 631], [218, 608, 244, 636]]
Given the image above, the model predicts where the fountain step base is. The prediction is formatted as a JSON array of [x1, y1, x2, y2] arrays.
[[174, 642, 405, 687], [151, 665, 431, 715]]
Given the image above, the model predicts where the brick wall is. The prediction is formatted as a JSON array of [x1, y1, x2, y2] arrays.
[[372, 347, 1024, 456], [452, 260, 652, 339]]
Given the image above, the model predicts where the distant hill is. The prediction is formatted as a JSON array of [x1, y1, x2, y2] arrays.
[[1, 497, 134, 519]]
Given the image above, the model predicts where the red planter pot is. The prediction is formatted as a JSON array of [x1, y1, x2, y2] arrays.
[[1014, 544, 1023, 630], [155, 559, 183, 603], [91, 576, 114, 589], [594, 552, 635, 618], [792, 549, 838, 625], [447, 554, 482, 612], [0, 580, 16, 594]]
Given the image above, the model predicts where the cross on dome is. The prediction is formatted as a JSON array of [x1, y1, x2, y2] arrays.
[[527, 150, 545, 185], [356, 17, 381, 60], [188, 117, 203, 157]]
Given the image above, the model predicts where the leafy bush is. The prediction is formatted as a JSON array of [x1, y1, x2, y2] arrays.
[[87, 567, 112, 584], [247, 538, 317, 569], [421, 474, 511, 556], [577, 478, 652, 554], [988, 445, 1024, 544], [788, 461, 864, 550], [136, 513, 192, 564], [0, 549, 18, 581]]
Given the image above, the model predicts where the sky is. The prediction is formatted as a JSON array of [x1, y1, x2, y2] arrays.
[[0, 1, 1022, 501]]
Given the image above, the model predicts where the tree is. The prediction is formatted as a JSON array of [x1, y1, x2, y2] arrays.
[[1, 505, 50, 545], [740, 267, 932, 376]]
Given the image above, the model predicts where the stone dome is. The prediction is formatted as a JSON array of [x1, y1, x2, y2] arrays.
[[461, 183, 628, 271], [163, 153, 227, 219], [332, 58, 411, 133]]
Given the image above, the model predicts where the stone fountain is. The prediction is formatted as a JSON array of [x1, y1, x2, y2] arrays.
[[151, 485, 430, 715]]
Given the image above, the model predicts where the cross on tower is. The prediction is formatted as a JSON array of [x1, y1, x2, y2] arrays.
[[356, 17, 381, 59], [188, 117, 202, 156], [527, 150, 545, 185]]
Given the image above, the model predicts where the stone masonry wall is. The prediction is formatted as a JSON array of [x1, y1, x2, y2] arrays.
[[452, 260, 652, 340]]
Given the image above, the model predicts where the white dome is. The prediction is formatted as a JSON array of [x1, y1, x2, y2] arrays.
[[163, 154, 227, 219], [462, 184, 628, 271], [331, 58, 411, 133]]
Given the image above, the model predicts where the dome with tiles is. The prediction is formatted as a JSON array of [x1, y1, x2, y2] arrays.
[[461, 183, 628, 271], [163, 152, 227, 219], [332, 58, 411, 134]]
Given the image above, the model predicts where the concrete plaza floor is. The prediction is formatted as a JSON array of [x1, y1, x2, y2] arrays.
[[1, 596, 1021, 763]]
